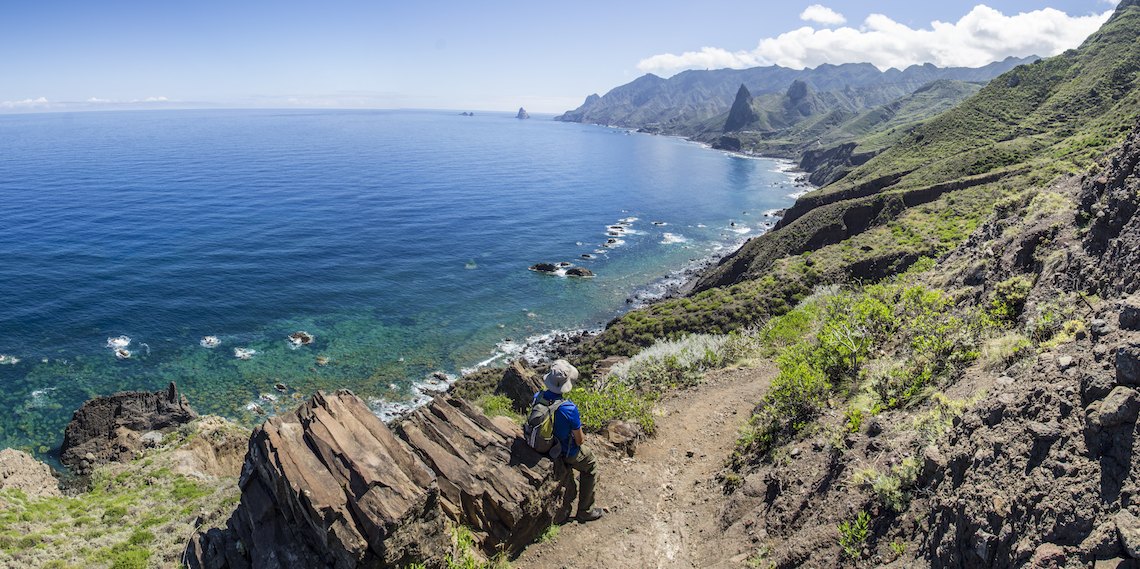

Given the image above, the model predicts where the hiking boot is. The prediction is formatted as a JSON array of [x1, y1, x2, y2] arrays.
[[576, 507, 603, 522]]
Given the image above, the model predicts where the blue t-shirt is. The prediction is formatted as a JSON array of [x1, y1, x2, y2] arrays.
[[537, 390, 582, 457]]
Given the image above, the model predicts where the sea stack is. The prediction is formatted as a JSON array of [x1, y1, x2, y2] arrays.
[[516, 107, 530, 119]]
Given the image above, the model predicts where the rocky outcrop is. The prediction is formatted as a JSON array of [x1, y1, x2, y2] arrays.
[[60, 381, 198, 474], [516, 108, 531, 119], [496, 359, 544, 411], [798, 142, 879, 187], [712, 136, 742, 152], [0, 448, 61, 498], [723, 84, 756, 132], [187, 390, 573, 568], [1076, 117, 1140, 297], [784, 79, 826, 117], [529, 263, 557, 273]]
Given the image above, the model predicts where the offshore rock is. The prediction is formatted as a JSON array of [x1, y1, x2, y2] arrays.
[[60, 381, 198, 474], [566, 267, 595, 277], [516, 107, 531, 119], [530, 262, 557, 273], [186, 391, 573, 568]]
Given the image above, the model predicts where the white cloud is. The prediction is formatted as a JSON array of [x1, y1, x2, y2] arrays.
[[638, 5, 1113, 73], [800, 5, 846, 26], [145, 96, 169, 102], [87, 97, 113, 103], [1, 97, 49, 109]]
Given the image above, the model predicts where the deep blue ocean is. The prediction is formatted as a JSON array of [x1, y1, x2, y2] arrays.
[[0, 109, 802, 459]]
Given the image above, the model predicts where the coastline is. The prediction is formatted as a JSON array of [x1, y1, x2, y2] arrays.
[[440, 146, 816, 386]]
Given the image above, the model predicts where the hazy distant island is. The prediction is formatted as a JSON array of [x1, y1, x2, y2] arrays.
[[516, 107, 530, 119]]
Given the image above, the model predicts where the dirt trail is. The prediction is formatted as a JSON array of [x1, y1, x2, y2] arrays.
[[513, 363, 775, 569]]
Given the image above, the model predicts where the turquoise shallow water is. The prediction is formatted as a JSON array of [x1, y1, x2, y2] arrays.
[[0, 109, 802, 459]]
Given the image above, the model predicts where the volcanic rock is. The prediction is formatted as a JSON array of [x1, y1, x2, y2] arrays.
[[60, 381, 198, 473], [530, 263, 557, 273], [723, 84, 756, 132], [496, 358, 545, 411], [517, 107, 531, 119]]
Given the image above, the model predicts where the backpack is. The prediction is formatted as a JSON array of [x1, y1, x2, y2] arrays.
[[524, 396, 565, 458]]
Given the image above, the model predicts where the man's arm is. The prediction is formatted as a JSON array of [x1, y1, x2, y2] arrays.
[[573, 428, 584, 447]]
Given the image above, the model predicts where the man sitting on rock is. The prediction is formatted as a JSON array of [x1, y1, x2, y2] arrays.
[[541, 359, 603, 522]]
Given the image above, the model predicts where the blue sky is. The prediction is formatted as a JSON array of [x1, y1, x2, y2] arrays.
[[0, 0, 1119, 114]]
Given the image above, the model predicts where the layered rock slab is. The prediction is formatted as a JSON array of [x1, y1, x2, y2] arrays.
[[187, 390, 572, 568]]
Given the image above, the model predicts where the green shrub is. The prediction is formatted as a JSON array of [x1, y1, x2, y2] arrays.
[[838, 510, 872, 559], [102, 505, 128, 523], [110, 547, 151, 569], [844, 407, 864, 433], [569, 384, 657, 435], [474, 394, 521, 423], [170, 477, 210, 500], [127, 530, 154, 546], [991, 276, 1032, 320]]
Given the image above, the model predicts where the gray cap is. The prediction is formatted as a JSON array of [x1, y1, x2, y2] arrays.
[[543, 360, 578, 394]]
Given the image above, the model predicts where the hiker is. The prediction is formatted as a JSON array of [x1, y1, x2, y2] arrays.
[[536, 359, 603, 522]]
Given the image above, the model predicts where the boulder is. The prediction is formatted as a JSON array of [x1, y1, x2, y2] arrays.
[[1099, 386, 1140, 428], [0, 448, 61, 498], [529, 263, 557, 273], [1118, 341, 1140, 385], [186, 391, 573, 568], [1121, 295, 1140, 330], [496, 358, 545, 411], [1118, 509, 1140, 558], [60, 382, 198, 473]]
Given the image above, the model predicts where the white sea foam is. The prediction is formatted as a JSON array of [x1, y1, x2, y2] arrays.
[[0, 355, 19, 365], [200, 336, 221, 348], [728, 224, 752, 234], [619, 217, 638, 223], [234, 348, 256, 360], [259, 393, 278, 403], [28, 387, 56, 408], [106, 335, 131, 348], [660, 233, 687, 244], [287, 331, 313, 349], [115, 348, 131, 359]]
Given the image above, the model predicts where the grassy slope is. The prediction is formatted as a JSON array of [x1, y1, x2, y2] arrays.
[[0, 420, 244, 569]]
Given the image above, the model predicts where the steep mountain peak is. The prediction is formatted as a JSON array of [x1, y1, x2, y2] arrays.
[[1110, 0, 1140, 22], [786, 79, 810, 100], [724, 84, 757, 132]]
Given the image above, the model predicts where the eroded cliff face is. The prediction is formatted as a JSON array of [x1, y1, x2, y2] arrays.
[[60, 381, 198, 474], [187, 390, 573, 569]]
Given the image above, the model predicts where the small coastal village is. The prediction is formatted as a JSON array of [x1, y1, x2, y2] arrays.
[[6, 1, 1140, 568]]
